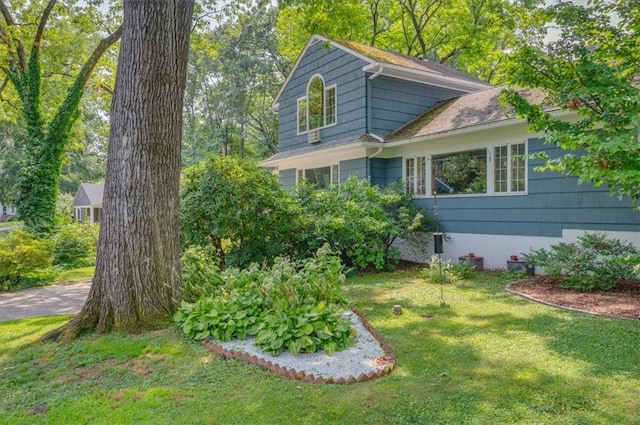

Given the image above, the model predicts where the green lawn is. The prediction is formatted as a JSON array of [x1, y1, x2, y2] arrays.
[[1, 270, 638, 424], [0, 221, 21, 229]]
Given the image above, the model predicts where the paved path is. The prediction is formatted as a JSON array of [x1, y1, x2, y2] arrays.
[[0, 281, 91, 322]]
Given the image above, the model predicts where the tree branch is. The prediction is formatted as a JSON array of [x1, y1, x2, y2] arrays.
[[33, 0, 57, 57], [0, 0, 27, 70]]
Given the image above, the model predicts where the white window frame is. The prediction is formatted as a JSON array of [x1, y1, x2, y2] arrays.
[[491, 141, 527, 195], [404, 156, 428, 197], [296, 74, 338, 135], [296, 163, 340, 188], [402, 141, 527, 198]]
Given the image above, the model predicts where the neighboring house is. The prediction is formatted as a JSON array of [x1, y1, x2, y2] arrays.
[[262, 35, 640, 268], [73, 183, 104, 223], [0, 204, 16, 221]]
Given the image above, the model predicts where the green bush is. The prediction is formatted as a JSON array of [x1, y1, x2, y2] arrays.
[[0, 229, 55, 290], [180, 244, 224, 302], [180, 156, 301, 268], [523, 232, 640, 291], [295, 177, 437, 271], [52, 222, 99, 268], [174, 245, 354, 355]]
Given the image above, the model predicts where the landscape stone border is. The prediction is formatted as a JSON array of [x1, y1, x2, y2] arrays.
[[505, 281, 639, 321], [202, 308, 396, 384]]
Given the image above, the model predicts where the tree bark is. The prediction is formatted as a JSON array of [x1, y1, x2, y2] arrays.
[[52, 0, 195, 340]]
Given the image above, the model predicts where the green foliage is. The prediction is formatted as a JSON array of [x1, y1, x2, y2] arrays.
[[501, 0, 640, 202], [523, 232, 640, 291], [180, 244, 224, 303], [295, 177, 437, 271], [52, 222, 99, 269], [174, 245, 353, 355], [421, 255, 454, 284], [0, 229, 54, 290], [451, 260, 476, 280], [180, 156, 301, 268]]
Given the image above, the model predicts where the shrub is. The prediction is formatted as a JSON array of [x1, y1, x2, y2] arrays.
[[52, 222, 99, 268], [523, 232, 640, 291], [0, 229, 55, 290], [180, 244, 224, 302], [180, 156, 301, 268], [173, 245, 354, 355], [421, 255, 454, 284], [295, 177, 437, 271]]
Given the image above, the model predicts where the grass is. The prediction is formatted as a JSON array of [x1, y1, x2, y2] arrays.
[[53, 266, 94, 284], [1, 270, 639, 424], [0, 221, 21, 230]]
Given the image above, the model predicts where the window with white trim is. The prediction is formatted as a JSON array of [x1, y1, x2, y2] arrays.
[[297, 164, 340, 189], [296, 75, 337, 134], [405, 156, 427, 196], [432, 149, 487, 195], [493, 142, 526, 193]]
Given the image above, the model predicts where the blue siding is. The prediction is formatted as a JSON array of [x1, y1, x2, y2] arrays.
[[370, 77, 464, 135], [370, 157, 402, 187], [279, 168, 297, 191], [340, 158, 367, 182], [278, 42, 368, 152], [411, 137, 639, 237]]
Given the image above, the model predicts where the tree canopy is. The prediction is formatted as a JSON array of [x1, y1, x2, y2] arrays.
[[501, 0, 640, 202]]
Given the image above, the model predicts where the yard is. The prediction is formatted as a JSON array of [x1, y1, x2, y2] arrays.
[[1, 270, 638, 424]]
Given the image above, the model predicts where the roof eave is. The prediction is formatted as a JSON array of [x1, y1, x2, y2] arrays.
[[363, 62, 491, 92]]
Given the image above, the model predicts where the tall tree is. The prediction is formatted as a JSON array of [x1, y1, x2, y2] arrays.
[[0, 0, 121, 233], [276, 0, 545, 83], [501, 0, 640, 202], [50, 0, 195, 340]]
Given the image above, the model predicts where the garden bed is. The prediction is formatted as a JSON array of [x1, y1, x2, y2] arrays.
[[507, 276, 640, 320]]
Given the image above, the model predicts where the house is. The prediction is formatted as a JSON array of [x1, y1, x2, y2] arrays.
[[73, 183, 104, 223], [262, 35, 640, 268], [0, 204, 16, 222]]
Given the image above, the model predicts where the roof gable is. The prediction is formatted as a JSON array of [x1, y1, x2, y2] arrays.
[[73, 183, 104, 207], [272, 35, 491, 110]]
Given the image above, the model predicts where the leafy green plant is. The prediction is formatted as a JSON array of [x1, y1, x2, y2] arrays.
[[0, 229, 55, 290], [255, 301, 354, 355], [180, 156, 301, 268], [180, 244, 224, 302], [523, 232, 640, 291], [295, 177, 438, 271], [421, 255, 454, 284], [174, 246, 354, 355], [451, 260, 476, 280], [52, 221, 99, 268]]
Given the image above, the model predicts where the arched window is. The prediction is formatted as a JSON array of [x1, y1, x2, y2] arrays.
[[297, 74, 337, 134]]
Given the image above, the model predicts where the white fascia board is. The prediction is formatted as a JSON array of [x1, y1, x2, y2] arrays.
[[385, 109, 573, 148], [363, 63, 491, 92], [260, 144, 368, 170]]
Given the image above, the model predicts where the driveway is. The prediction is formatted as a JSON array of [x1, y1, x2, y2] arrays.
[[0, 281, 91, 322]]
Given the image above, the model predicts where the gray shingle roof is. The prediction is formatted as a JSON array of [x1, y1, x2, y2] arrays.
[[386, 87, 553, 141], [73, 183, 104, 207]]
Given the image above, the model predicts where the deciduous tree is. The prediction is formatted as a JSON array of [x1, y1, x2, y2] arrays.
[[501, 0, 640, 202], [49, 0, 195, 341], [0, 0, 120, 232]]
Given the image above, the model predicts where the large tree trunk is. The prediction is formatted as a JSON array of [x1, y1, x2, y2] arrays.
[[52, 0, 194, 340]]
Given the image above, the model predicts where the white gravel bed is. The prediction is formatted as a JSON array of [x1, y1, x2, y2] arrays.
[[214, 311, 389, 380]]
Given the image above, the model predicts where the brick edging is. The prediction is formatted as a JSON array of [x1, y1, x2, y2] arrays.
[[202, 308, 396, 384]]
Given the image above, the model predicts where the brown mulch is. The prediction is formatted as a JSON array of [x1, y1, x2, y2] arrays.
[[507, 276, 640, 320]]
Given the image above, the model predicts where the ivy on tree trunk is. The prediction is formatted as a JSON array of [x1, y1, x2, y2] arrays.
[[0, 0, 121, 233]]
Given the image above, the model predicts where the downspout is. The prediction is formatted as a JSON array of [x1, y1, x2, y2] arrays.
[[368, 63, 384, 80], [366, 134, 384, 181]]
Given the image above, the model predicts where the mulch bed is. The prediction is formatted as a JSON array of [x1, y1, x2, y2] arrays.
[[508, 276, 640, 320]]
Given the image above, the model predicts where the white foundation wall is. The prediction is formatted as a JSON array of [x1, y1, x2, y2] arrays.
[[395, 229, 640, 271]]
